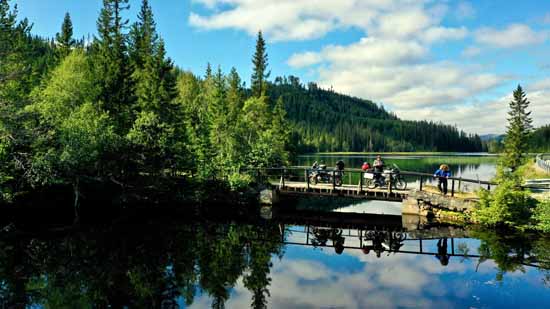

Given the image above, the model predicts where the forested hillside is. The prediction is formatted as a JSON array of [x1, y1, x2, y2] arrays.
[[529, 125, 550, 152], [269, 77, 484, 153], [483, 126, 550, 153]]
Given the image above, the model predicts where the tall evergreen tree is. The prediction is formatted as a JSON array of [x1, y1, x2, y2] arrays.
[[55, 12, 75, 57], [251, 31, 270, 98], [128, 0, 157, 68], [94, 0, 133, 132], [502, 85, 533, 173]]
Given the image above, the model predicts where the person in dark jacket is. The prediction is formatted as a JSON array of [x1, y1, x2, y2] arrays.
[[434, 164, 451, 195]]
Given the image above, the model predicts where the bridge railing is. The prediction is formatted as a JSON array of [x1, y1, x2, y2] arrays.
[[241, 166, 500, 197], [240, 166, 548, 196], [536, 153, 550, 173], [241, 166, 541, 196]]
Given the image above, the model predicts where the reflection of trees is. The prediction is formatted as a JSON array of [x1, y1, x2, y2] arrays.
[[0, 221, 284, 308], [469, 228, 540, 282], [533, 237, 550, 287]]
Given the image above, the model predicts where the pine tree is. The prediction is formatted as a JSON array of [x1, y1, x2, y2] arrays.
[[128, 0, 157, 68], [55, 12, 75, 57], [94, 0, 133, 132], [227, 67, 243, 122], [251, 31, 270, 98], [502, 85, 533, 173]]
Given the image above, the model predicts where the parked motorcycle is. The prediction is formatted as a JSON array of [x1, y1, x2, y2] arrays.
[[309, 163, 344, 186], [364, 163, 407, 190]]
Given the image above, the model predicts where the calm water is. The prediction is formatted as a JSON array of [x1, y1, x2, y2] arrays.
[[298, 153, 498, 181], [2, 203, 549, 309]]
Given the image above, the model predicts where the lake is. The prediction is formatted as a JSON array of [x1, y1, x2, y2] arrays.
[[2, 201, 549, 309], [298, 153, 498, 181]]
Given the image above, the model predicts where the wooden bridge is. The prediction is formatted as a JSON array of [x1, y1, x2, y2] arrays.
[[243, 167, 497, 202]]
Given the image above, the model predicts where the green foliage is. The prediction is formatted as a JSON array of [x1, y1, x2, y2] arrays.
[[473, 178, 536, 227], [227, 173, 253, 191], [534, 198, 550, 232], [55, 12, 75, 58], [529, 125, 550, 152], [58, 102, 118, 175], [269, 77, 484, 153], [28, 49, 97, 125], [251, 31, 269, 98], [501, 85, 533, 172]]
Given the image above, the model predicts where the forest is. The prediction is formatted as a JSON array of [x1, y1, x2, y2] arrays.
[[269, 77, 484, 153], [1, 0, 488, 203], [0, 0, 288, 202]]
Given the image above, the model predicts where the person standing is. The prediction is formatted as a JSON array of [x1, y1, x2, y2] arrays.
[[434, 164, 451, 195], [373, 155, 385, 184]]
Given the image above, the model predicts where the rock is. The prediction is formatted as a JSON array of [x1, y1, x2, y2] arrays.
[[259, 189, 279, 205]]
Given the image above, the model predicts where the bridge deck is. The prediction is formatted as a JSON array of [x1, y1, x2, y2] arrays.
[[271, 180, 409, 201]]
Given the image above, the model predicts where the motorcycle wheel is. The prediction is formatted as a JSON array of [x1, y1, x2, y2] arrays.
[[394, 177, 407, 190], [310, 175, 318, 185], [366, 179, 377, 189], [335, 178, 342, 187]]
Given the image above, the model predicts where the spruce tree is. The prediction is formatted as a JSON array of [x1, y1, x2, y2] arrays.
[[129, 0, 157, 68], [251, 31, 270, 98], [227, 67, 243, 122], [94, 0, 133, 132], [502, 85, 533, 172], [55, 12, 75, 57]]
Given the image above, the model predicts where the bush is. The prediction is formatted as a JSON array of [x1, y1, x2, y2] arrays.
[[472, 179, 536, 227], [227, 173, 253, 191], [534, 199, 550, 232]]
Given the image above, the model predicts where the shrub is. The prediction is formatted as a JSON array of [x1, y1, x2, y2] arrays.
[[534, 198, 550, 232], [472, 178, 536, 227], [228, 173, 253, 191]]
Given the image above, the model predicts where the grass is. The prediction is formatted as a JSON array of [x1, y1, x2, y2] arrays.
[[518, 161, 550, 180], [422, 185, 479, 199]]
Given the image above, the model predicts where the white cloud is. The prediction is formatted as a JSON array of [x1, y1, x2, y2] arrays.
[[462, 46, 482, 57], [189, 1, 550, 134], [395, 78, 550, 134], [420, 26, 468, 44], [287, 51, 322, 68], [475, 24, 549, 48]]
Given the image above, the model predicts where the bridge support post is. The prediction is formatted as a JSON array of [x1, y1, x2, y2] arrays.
[[451, 179, 455, 197], [332, 170, 336, 191], [360, 172, 363, 192], [419, 175, 423, 191], [281, 168, 285, 189], [306, 169, 310, 191], [388, 173, 393, 194]]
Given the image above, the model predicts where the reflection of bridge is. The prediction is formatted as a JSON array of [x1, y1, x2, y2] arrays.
[[277, 224, 542, 269]]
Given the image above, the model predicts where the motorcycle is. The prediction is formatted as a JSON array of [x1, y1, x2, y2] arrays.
[[364, 163, 407, 190], [309, 164, 344, 186]]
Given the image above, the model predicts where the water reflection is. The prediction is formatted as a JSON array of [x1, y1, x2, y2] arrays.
[[0, 213, 549, 308]]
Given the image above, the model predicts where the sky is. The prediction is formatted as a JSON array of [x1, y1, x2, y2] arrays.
[[13, 0, 550, 135]]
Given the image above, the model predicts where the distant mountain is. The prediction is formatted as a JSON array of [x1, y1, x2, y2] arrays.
[[480, 134, 505, 142], [268, 76, 484, 153]]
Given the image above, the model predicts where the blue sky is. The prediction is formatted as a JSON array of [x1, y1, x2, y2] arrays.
[[14, 0, 550, 134]]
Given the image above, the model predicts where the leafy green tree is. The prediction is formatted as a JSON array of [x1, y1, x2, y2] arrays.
[[25, 50, 118, 219], [270, 97, 290, 165], [55, 12, 75, 58], [501, 85, 533, 173], [251, 31, 270, 98]]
